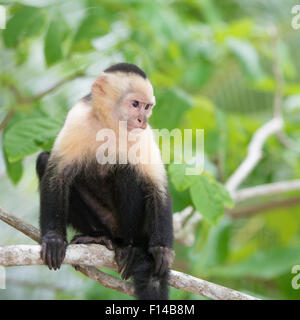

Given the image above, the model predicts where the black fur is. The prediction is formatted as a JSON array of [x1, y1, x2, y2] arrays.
[[37, 152, 173, 299], [104, 63, 147, 79]]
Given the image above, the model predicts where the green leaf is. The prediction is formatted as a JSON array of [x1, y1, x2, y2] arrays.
[[24, 9, 45, 37], [44, 17, 64, 66], [3, 117, 62, 163], [72, 6, 112, 52], [202, 217, 232, 267], [168, 181, 192, 213], [168, 163, 196, 191], [213, 180, 234, 209], [3, 150, 23, 184], [3, 6, 44, 48], [189, 175, 224, 224], [227, 37, 263, 81], [192, 217, 232, 269]]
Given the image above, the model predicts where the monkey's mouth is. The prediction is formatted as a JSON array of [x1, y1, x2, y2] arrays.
[[127, 122, 147, 131]]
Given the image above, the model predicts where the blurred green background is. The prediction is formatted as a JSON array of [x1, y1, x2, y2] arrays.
[[1, 0, 300, 300]]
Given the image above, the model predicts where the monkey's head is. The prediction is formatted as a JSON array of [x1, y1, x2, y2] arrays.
[[92, 63, 155, 131]]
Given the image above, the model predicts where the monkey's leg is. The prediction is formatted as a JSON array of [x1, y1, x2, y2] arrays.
[[113, 167, 147, 280], [146, 192, 174, 277], [114, 245, 140, 280], [70, 235, 114, 250]]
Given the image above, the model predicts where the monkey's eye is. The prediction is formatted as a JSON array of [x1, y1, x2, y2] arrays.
[[145, 104, 150, 110], [131, 100, 139, 108]]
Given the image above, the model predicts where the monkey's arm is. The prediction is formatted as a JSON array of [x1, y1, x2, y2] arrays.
[[39, 162, 70, 270]]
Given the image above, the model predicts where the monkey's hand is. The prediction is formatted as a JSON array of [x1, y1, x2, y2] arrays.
[[41, 231, 67, 271], [114, 245, 138, 280], [149, 246, 175, 277]]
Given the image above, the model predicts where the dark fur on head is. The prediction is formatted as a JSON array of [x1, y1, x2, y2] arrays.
[[104, 63, 147, 79]]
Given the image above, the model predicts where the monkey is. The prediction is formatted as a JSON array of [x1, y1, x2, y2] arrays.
[[36, 62, 174, 300]]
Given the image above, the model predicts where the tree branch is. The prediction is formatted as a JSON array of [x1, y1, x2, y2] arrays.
[[233, 180, 300, 203], [0, 244, 258, 300], [0, 72, 85, 131], [173, 206, 202, 246], [228, 196, 300, 218], [0, 109, 16, 131], [0, 206, 40, 242], [225, 117, 283, 194], [0, 206, 259, 300], [28, 72, 85, 102]]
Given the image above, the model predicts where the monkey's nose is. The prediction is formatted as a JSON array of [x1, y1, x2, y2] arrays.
[[137, 118, 146, 129]]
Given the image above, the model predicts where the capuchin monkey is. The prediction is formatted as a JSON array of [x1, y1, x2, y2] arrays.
[[36, 63, 174, 300]]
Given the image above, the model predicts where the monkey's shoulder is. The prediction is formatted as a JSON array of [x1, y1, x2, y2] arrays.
[[51, 101, 104, 165]]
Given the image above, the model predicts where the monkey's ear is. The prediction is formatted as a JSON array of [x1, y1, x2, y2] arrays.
[[92, 73, 109, 96]]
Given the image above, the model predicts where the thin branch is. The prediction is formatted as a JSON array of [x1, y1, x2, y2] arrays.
[[168, 270, 256, 300], [228, 196, 300, 218], [269, 25, 297, 149], [0, 206, 259, 300], [173, 206, 202, 246], [0, 72, 85, 131], [275, 131, 296, 150], [28, 72, 85, 102], [75, 266, 135, 297], [269, 25, 284, 119], [5, 84, 24, 103], [225, 117, 283, 194], [233, 180, 300, 203], [0, 244, 259, 300], [0, 206, 40, 242], [0, 109, 16, 131]]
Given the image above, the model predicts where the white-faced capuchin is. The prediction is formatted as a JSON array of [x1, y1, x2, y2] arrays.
[[36, 63, 174, 300]]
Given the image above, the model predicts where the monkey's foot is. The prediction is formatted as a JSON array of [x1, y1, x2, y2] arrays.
[[114, 245, 139, 280], [70, 235, 114, 250], [149, 246, 175, 277]]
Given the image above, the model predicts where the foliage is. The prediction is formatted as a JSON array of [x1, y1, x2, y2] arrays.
[[1, 0, 300, 300]]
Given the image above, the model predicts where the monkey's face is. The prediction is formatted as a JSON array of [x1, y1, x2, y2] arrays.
[[116, 75, 155, 131], [92, 72, 155, 131], [122, 94, 155, 130]]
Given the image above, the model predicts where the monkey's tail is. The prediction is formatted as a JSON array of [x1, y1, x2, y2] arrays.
[[130, 248, 169, 300]]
